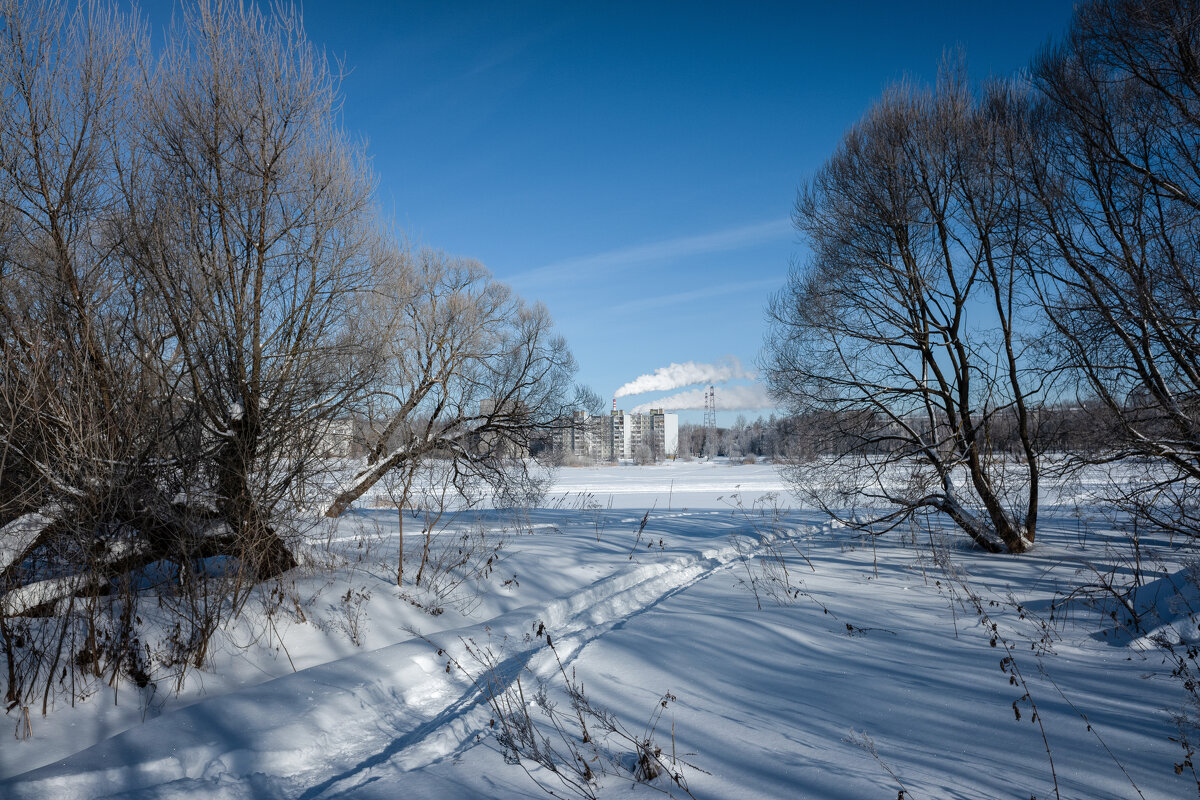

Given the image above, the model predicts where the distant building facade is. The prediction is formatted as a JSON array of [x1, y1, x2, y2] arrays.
[[553, 408, 678, 462]]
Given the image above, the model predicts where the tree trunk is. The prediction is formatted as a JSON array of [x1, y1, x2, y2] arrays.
[[325, 450, 406, 518], [215, 411, 297, 578]]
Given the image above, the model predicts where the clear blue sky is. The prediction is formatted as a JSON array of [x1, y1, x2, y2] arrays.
[[151, 1, 1078, 424]]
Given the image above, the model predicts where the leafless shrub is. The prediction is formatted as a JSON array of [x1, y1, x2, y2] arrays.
[[725, 492, 815, 610], [843, 729, 915, 799], [431, 629, 701, 799], [401, 516, 510, 617], [627, 504, 658, 561], [334, 587, 371, 647]]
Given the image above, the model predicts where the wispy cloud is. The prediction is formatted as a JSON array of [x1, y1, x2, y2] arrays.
[[610, 277, 781, 316], [631, 383, 774, 414], [507, 218, 792, 286], [614, 357, 755, 398]]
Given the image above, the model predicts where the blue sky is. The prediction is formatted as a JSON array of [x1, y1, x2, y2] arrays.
[[151, 1, 1078, 424]]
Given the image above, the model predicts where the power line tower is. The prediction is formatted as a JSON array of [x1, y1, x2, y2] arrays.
[[703, 384, 717, 459]]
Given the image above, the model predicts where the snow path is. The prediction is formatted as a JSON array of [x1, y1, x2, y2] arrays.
[[3, 537, 759, 799]]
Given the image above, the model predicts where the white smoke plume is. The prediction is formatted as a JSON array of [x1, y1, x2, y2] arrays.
[[631, 383, 773, 414], [613, 357, 754, 399]]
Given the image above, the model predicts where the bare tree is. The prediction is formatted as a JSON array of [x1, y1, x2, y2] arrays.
[[0, 0, 144, 531], [1023, 0, 1200, 535], [0, 0, 388, 709], [0, 0, 165, 709], [0, 0, 580, 712], [325, 248, 578, 518], [765, 66, 1045, 554], [118, 0, 381, 578]]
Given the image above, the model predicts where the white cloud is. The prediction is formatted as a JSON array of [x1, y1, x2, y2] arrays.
[[631, 383, 774, 413], [614, 357, 755, 398]]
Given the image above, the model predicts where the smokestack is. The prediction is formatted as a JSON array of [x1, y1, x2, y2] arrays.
[[613, 397, 617, 414]]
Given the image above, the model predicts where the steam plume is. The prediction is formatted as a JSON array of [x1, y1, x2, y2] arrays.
[[631, 384, 773, 414], [614, 358, 754, 399]]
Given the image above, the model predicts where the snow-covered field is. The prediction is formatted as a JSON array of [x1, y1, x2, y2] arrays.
[[1, 460, 1193, 799]]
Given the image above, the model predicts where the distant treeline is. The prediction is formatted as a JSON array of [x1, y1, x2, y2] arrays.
[[676, 402, 1124, 462]]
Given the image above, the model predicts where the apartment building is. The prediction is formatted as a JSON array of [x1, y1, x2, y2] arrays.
[[553, 408, 678, 461]]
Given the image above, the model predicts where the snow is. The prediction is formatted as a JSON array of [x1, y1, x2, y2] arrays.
[[0, 512, 53, 571], [0, 460, 1193, 799]]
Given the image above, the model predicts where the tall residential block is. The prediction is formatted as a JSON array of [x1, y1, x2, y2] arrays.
[[553, 408, 678, 461]]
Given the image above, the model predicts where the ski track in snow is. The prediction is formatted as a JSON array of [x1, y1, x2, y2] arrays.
[[4, 536, 760, 799]]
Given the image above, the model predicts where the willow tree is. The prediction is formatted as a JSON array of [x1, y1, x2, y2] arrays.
[[118, 0, 381, 578]]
